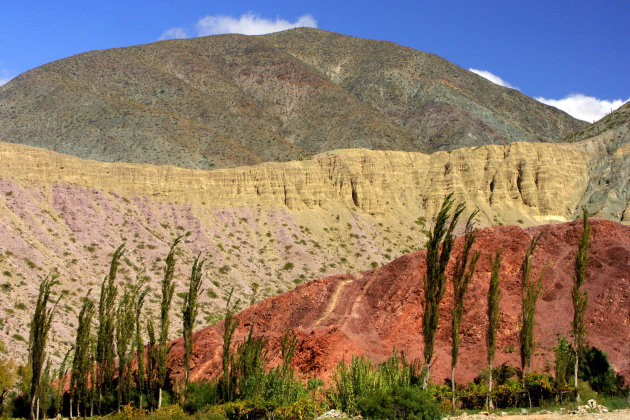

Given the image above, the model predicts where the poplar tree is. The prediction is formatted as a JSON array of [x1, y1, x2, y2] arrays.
[[572, 208, 590, 402], [220, 287, 240, 402], [519, 235, 545, 380], [486, 250, 502, 410], [115, 289, 136, 409], [450, 211, 480, 408], [70, 292, 95, 418], [28, 273, 60, 420], [422, 193, 465, 389], [156, 237, 181, 408], [134, 284, 148, 409], [96, 244, 124, 412], [55, 347, 72, 417], [182, 254, 205, 387], [146, 318, 158, 411]]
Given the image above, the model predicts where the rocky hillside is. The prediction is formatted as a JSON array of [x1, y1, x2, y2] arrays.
[[0, 28, 585, 169], [0, 137, 629, 361], [167, 219, 630, 384]]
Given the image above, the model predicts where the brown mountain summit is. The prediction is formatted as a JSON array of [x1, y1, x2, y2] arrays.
[[167, 219, 630, 384], [0, 28, 585, 169]]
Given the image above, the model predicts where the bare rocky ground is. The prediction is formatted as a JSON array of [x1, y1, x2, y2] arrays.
[[450, 408, 630, 419]]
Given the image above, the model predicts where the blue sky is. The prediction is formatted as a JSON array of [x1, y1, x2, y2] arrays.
[[1, 0, 629, 122]]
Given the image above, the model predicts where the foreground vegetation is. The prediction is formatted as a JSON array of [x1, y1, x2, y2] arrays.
[[0, 198, 628, 419]]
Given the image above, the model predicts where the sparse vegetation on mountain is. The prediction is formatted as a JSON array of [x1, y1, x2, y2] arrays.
[[0, 28, 586, 170], [422, 193, 464, 389]]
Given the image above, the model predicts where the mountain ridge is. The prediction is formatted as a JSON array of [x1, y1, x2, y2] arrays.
[[0, 28, 585, 169]]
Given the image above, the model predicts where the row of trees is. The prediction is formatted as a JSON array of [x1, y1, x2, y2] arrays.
[[0, 194, 598, 418], [420, 194, 591, 407], [13, 235, 207, 419]]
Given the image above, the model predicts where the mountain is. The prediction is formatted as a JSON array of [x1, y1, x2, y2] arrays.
[[0, 28, 585, 170], [167, 219, 630, 383], [1, 136, 629, 361]]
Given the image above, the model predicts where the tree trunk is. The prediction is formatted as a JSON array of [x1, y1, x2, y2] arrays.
[[422, 365, 429, 390], [30, 392, 36, 420], [575, 350, 581, 403], [139, 394, 143, 411], [451, 365, 456, 409], [36, 397, 40, 420], [488, 358, 494, 410], [157, 387, 162, 409]]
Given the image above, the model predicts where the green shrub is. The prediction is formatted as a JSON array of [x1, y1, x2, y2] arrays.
[[357, 385, 441, 420], [579, 346, 623, 395], [184, 381, 220, 413]]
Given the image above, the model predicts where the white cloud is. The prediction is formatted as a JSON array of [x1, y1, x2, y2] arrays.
[[159, 27, 189, 41], [159, 13, 317, 41], [536, 94, 629, 123], [0, 78, 10, 86], [196, 13, 317, 36], [469, 68, 516, 89]]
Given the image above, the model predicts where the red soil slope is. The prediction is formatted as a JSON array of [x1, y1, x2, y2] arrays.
[[167, 219, 630, 385]]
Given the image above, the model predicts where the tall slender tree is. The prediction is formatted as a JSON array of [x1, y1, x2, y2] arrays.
[[182, 254, 205, 387], [70, 291, 95, 418], [450, 211, 480, 408], [572, 208, 590, 402], [134, 283, 148, 410], [220, 287, 240, 402], [55, 347, 73, 417], [422, 193, 465, 389], [146, 318, 158, 411], [486, 250, 502, 410], [115, 288, 136, 409], [28, 273, 61, 420], [95, 244, 124, 413], [519, 235, 545, 378], [156, 237, 181, 408]]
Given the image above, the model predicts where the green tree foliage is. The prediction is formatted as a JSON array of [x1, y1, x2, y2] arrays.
[[450, 211, 480, 406], [422, 193, 464, 389], [28, 273, 60, 420], [553, 335, 574, 387], [486, 250, 502, 408], [157, 236, 181, 408], [219, 288, 240, 402], [519, 234, 544, 378], [146, 318, 158, 410], [0, 357, 17, 413], [329, 351, 421, 416], [134, 283, 148, 409], [183, 254, 205, 387], [55, 347, 72, 418], [96, 244, 123, 411], [572, 208, 590, 400], [357, 385, 441, 420], [115, 286, 137, 409], [579, 346, 621, 395], [70, 291, 95, 417]]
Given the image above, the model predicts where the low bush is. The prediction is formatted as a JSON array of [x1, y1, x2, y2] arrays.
[[357, 385, 441, 420]]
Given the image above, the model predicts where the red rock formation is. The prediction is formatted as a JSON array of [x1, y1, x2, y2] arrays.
[[167, 219, 630, 385]]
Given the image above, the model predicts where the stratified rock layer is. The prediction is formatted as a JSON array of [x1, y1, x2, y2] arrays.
[[167, 219, 630, 384]]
